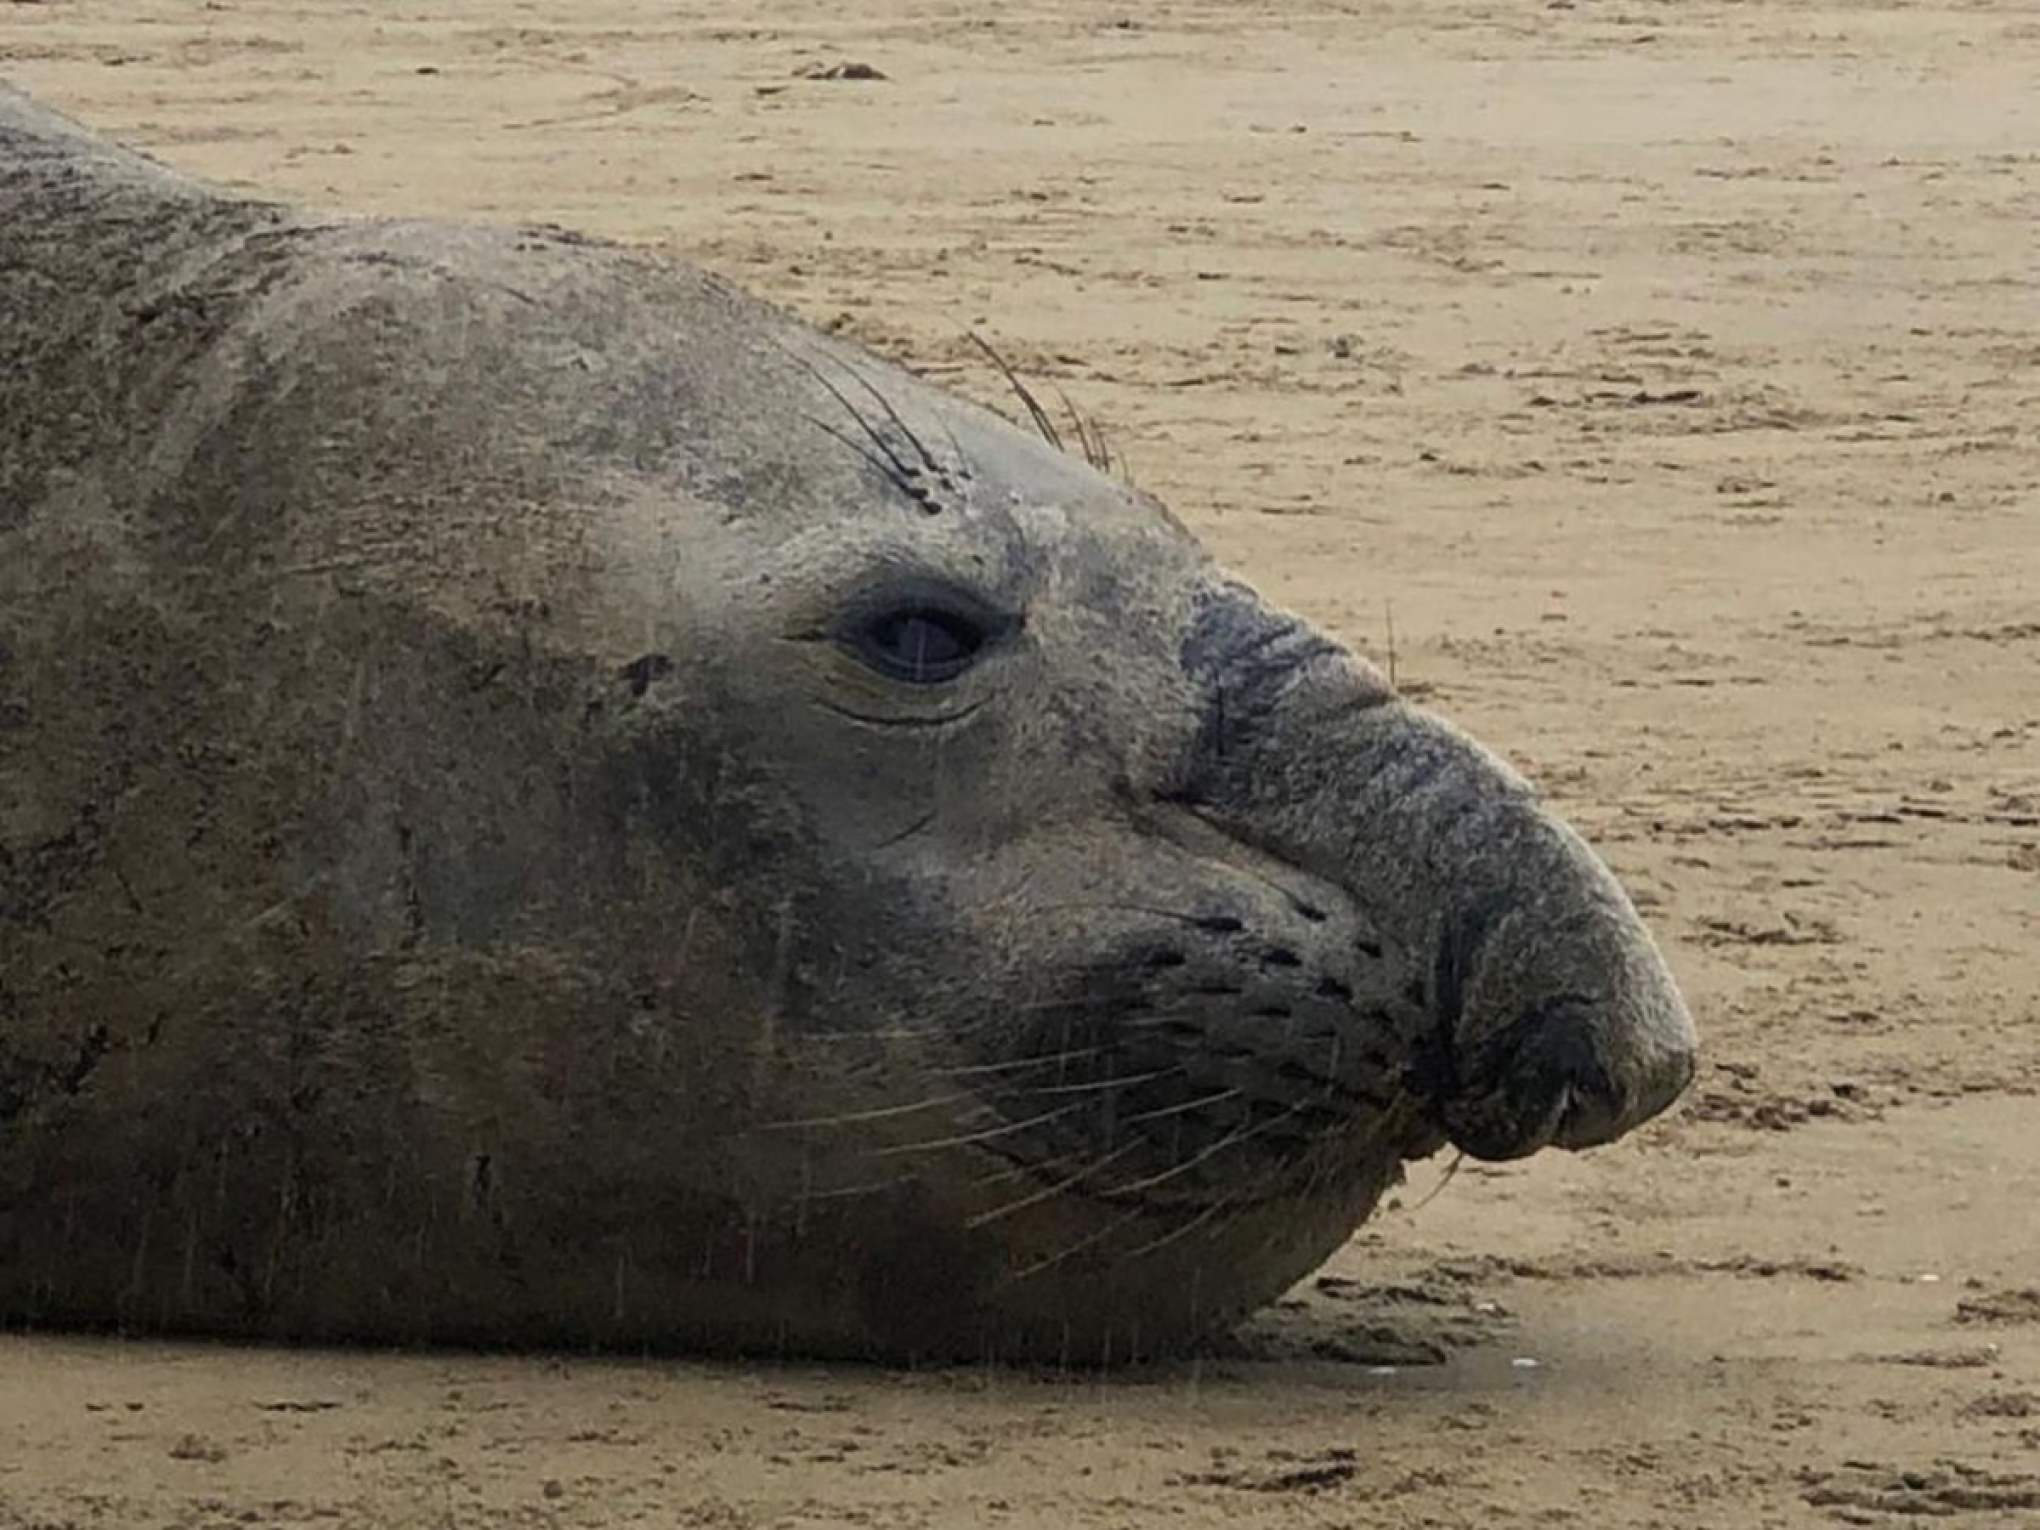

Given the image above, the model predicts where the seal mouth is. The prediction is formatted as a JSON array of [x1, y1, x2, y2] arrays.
[[1408, 952, 1698, 1164]]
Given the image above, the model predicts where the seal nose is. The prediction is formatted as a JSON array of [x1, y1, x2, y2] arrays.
[[1548, 986, 1697, 1152], [1436, 986, 1697, 1162]]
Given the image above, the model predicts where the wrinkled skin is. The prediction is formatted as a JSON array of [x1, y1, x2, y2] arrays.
[[0, 88, 1696, 1362]]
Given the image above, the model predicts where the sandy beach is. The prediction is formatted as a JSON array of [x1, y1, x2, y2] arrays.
[[2, 2, 2036, 1525]]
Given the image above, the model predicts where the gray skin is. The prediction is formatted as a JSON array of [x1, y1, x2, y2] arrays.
[[0, 86, 1696, 1363]]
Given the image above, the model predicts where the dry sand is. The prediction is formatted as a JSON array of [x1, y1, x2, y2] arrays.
[[2, 2, 2036, 1525]]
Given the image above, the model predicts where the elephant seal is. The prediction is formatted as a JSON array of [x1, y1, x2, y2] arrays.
[[0, 85, 1696, 1363]]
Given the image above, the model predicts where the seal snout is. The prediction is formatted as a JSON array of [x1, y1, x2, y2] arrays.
[[1172, 583, 1697, 1168]]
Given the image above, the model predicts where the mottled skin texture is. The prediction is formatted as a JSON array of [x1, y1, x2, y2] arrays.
[[0, 87, 1696, 1362]]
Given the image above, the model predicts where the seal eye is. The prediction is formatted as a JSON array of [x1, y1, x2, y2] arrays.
[[851, 605, 987, 684]]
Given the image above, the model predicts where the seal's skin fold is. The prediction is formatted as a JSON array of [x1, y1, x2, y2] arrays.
[[0, 87, 1696, 1362]]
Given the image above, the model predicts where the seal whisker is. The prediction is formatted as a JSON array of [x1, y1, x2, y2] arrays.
[[1021, 1066, 1180, 1098], [1408, 1148, 1466, 1212], [787, 352, 917, 485], [825, 351, 946, 479], [932, 1046, 1112, 1080], [931, 408, 975, 486], [1000, 1201, 1152, 1284], [796, 1174, 927, 1202], [803, 412, 906, 487], [1093, 419, 1119, 480], [791, 1027, 949, 1042], [969, 332, 1064, 452], [1288, 1110, 1400, 1215], [1199, 1122, 1357, 1238], [1097, 1100, 1311, 1202], [1008, 1118, 1306, 1283], [966, 1146, 1089, 1192], [1053, 385, 1113, 474], [962, 1140, 1145, 1229], [869, 1102, 1088, 1158], [1112, 1192, 1238, 1263], [757, 1090, 978, 1132], [1115, 1088, 1242, 1128], [986, 993, 1128, 1018]]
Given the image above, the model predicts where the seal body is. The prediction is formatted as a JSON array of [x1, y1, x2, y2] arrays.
[[0, 88, 1695, 1361]]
